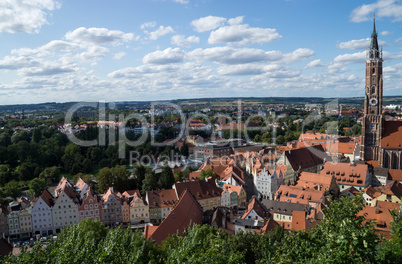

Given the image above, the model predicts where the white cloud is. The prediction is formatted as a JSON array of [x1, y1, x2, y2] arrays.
[[338, 38, 370, 49], [306, 59, 325, 68], [19, 63, 80, 76], [65, 27, 136, 46], [74, 46, 109, 62], [337, 38, 386, 49], [113, 52, 127, 60], [350, 0, 402, 23], [281, 48, 315, 64], [334, 51, 366, 64], [328, 63, 347, 74], [217, 64, 267, 76], [395, 37, 402, 45], [228, 16, 244, 25], [143, 48, 185, 64], [208, 24, 281, 46], [140, 21, 156, 29], [189, 47, 282, 64], [148, 25, 175, 40], [172, 0, 189, 4], [381, 30, 393, 36], [0, 56, 39, 70], [171, 35, 200, 47], [191, 16, 227, 32], [0, 0, 60, 33]]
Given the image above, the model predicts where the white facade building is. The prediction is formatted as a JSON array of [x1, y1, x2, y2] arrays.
[[253, 168, 279, 200], [31, 192, 54, 236]]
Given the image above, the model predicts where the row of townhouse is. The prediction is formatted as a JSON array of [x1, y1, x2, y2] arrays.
[[0, 177, 150, 238], [1, 174, 247, 238]]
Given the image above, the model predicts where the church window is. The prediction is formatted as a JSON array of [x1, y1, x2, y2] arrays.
[[371, 86, 375, 94]]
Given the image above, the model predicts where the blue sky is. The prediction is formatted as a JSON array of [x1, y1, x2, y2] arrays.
[[0, 0, 401, 105]]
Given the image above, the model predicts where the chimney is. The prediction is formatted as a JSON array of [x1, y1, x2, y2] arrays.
[[375, 208, 380, 214]]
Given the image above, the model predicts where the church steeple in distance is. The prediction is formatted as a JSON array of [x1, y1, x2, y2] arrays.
[[360, 17, 384, 162]]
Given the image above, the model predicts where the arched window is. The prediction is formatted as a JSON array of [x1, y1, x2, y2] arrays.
[[371, 86, 375, 94]]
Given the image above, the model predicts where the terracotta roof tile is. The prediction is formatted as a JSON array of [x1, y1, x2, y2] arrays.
[[241, 197, 267, 219], [321, 162, 368, 187], [381, 121, 402, 149], [147, 189, 178, 208], [174, 179, 222, 201], [145, 189, 203, 244], [388, 169, 402, 182]]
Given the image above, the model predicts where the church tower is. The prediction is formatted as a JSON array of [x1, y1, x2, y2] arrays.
[[360, 19, 384, 161]]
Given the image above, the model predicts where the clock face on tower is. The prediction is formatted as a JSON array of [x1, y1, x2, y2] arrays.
[[369, 97, 378, 106]]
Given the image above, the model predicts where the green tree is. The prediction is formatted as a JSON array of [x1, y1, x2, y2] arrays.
[[160, 165, 175, 189], [0, 133, 11, 147], [199, 168, 214, 180], [39, 166, 60, 185], [141, 171, 159, 195], [32, 128, 42, 143], [275, 135, 285, 145], [111, 165, 129, 193], [18, 162, 34, 181], [97, 167, 113, 194], [29, 178, 48, 197], [4, 180, 21, 199]]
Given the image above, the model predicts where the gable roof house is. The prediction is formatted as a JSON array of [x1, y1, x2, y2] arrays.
[[101, 187, 123, 226], [31, 189, 54, 236], [52, 177, 80, 234], [296, 171, 340, 198], [364, 181, 402, 207], [173, 179, 222, 212], [144, 189, 203, 244], [241, 197, 267, 221], [282, 145, 328, 185], [321, 162, 371, 192], [274, 185, 327, 209], [146, 189, 178, 224]]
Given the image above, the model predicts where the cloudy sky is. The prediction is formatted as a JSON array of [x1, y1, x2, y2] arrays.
[[0, 0, 402, 105]]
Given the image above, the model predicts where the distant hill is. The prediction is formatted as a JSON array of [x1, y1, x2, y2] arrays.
[[0, 96, 401, 113]]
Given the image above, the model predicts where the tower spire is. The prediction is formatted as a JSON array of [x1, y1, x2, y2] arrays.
[[368, 16, 380, 60]]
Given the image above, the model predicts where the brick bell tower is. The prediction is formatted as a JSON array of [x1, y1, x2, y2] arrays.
[[360, 19, 384, 162]]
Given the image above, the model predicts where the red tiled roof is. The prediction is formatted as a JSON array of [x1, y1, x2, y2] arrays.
[[241, 197, 267, 219], [285, 145, 328, 171], [275, 185, 325, 206], [381, 121, 402, 149], [388, 169, 402, 182], [340, 186, 360, 195], [147, 189, 178, 208], [75, 177, 87, 191], [292, 211, 307, 231], [260, 218, 280, 234], [102, 187, 121, 203], [40, 189, 55, 207], [297, 171, 334, 192], [321, 162, 368, 187], [122, 189, 141, 198], [145, 189, 203, 244], [174, 179, 222, 201]]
